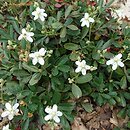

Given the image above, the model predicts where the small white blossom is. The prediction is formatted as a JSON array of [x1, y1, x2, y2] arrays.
[[80, 13, 94, 27], [68, 78, 74, 84], [32, 7, 47, 21], [2, 124, 11, 130], [106, 53, 124, 70], [29, 48, 46, 65], [18, 28, 34, 43], [75, 60, 91, 75], [1, 102, 19, 120], [44, 104, 62, 123]]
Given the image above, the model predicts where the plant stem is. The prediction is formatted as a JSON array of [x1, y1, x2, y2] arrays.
[[89, 24, 92, 41], [109, 70, 113, 81]]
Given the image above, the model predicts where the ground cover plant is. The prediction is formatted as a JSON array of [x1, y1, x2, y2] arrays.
[[0, 0, 130, 130]]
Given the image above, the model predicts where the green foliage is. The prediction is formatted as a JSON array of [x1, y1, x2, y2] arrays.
[[0, 0, 130, 129]]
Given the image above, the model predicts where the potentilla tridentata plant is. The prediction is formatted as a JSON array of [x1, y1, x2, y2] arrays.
[[1, 102, 19, 120], [29, 48, 46, 65], [32, 7, 47, 21], [18, 28, 34, 42], [1, 0, 130, 129], [106, 53, 124, 70]]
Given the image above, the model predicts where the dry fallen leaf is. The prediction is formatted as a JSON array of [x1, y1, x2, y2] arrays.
[[71, 117, 88, 130]]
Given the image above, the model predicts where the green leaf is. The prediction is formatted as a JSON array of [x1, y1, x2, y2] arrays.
[[22, 63, 39, 72], [58, 65, 70, 72], [109, 98, 116, 105], [52, 68, 59, 76], [60, 27, 66, 38], [120, 94, 126, 107], [69, 52, 80, 61], [28, 104, 38, 112], [102, 93, 111, 99], [59, 102, 75, 112], [75, 73, 92, 84], [13, 69, 30, 77], [81, 27, 89, 39], [64, 18, 73, 26], [101, 40, 112, 50], [120, 76, 127, 89], [17, 90, 33, 99], [29, 73, 41, 86], [52, 22, 63, 30], [97, 95, 104, 106], [117, 108, 126, 118], [61, 116, 70, 130], [23, 118, 29, 130], [52, 91, 61, 104], [65, 5, 73, 19], [81, 103, 93, 113], [57, 55, 69, 66], [72, 84, 82, 98], [57, 11, 62, 21], [12, 20, 20, 33], [64, 43, 80, 50], [67, 25, 78, 30]]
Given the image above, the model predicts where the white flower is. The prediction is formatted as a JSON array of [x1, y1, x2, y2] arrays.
[[2, 124, 11, 130], [32, 7, 47, 21], [29, 48, 46, 65], [44, 104, 63, 123], [80, 13, 94, 27], [106, 53, 124, 70], [1, 102, 19, 120], [75, 60, 90, 75], [18, 28, 34, 42]]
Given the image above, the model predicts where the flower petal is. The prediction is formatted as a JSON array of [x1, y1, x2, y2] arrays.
[[5, 103, 12, 111], [112, 63, 118, 70], [39, 16, 46, 21], [39, 48, 46, 56], [44, 114, 52, 121], [32, 58, 38, 65], [45, 106, 52, 113], [106, 59, 113, 65], [38, 57, 45, 65], [1, 111, 10, 117], [89, 17, 94, 23], [85, 65, 91, 70], [18, 34, 23, 40], [52, 104, 58, 112], [84, 13, 89, 19], [82, 60, 86, 65], [85, 21, 90, 27], [53, 116, 60, 123], [75, 67, 81, 73], [29, 53, 35, 58], [82, 69, 86, 75], [8, 114, 14, 120], [80, 18, 85, 22], [26, 36, 33, 42], [75, 61, 80, 66], [81, 20, 88, 27], [118, 61, 124, 67], [116, 53, 122, 59], [21, 28, 26, 34], [27, 32, 34, 36], [14, 109, 19, 114], [13, 103, 19, 110], [57, 111, 62, 116]]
